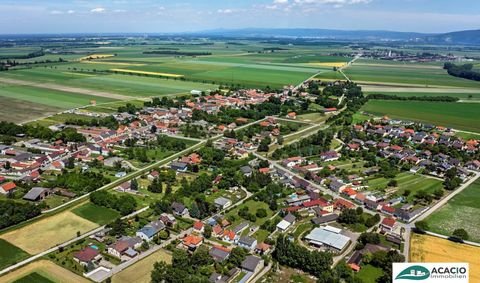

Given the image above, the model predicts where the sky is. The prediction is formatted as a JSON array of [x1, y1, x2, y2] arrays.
[[0, 0, 479, 34]]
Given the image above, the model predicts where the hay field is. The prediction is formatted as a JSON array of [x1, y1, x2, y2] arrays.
[[0, 260, 89, 283], [79, 54, 114, 61], [112, 249, 172, 283], [0, 210, 98, 254], [309, 62, 346, 68], [410, 234, 480, 283]]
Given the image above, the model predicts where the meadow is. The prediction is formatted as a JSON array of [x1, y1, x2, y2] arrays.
[[72, 203, 120, 225], [112, 249, 172, 283], [0, 209, 98, 254], [0, 239, 30, 270], [425, 179, 480, 242], [410, 233, 480, 283], [0, 260, 90, 283], [366, 172, 443, 203], [361, 100, 480, 132]]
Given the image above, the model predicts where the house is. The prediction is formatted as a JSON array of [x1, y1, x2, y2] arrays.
[[276, 213, 296, 232], [193, 221, 205, 233], [209, 246, 231, 262], [117, 181, 131, 192], [136, 220, 166, 241], [286, 112, 297, 120], [237, 236, 257, 251], [380, 217, 397, 232], [381, 205, 396, 216], [0, 182, 16, 195], [333, 198, 355, 210], [170, 161, 188, 172], [222, 229, 238, 243], [321, 151, 340, 162], [212, 225, 223, 238], [147, 170, 160, 181], [159, 213, 177, 227], [240, 166, 253, 177], [311, 214, 339, 225], [172, 202, 189, 216], [73, 247, 101, 266], [241, 255, 264, 273], [23, 187, 51, 201], [209, 269, 239, 283], [108, 236, 142, 260], [255, 242, 272, 255], [213, 196, 232, 209], [182, 234, 203, 251]]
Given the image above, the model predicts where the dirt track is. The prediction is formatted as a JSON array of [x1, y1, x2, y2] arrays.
[[0, 77, 133, 101]]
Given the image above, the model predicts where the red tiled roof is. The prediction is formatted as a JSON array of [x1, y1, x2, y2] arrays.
[[382, 205, 396, 213], [1, 182, 16, 192], [193, 221, 204, 230], [74, 247, 99, 262], [183, 234, 203, 246], [303, 198, 330, 208], [381, 217, 396, 228]]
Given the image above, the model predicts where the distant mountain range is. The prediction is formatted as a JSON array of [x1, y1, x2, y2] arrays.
[[194, 28, 480, 45]]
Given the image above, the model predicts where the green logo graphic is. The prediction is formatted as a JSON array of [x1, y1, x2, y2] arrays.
[[396, 265, 430, 280]]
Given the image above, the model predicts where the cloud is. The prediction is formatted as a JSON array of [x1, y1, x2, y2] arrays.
[[90, 7, 105, 13], [217, 9, 233, 14], [113, 9, 127, 13], [67, 10, 75, 14], [50, 10, 63, 15], [274, 0, 289, 3]]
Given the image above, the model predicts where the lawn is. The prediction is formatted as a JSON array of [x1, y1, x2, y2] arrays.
[[361, 100, 480, 132], [13, 272, 54, 283], [0, 239, 30, 270], [0, 209, 98, 254], [296, 113, 327, 124], [410, 233, 480, 283], [355, 264, 383, 283], [425, 179, 480, 242], [112, 249, 172, 283], [72, 203, 120, 225], [226, 200, 274, 226], [0, 260, 90, 283]]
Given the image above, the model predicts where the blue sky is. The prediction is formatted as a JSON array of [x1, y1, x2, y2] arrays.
[[1, 0, 479, 34]]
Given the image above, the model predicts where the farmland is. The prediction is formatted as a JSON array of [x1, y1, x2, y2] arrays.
[[361, 100, 480, 132], [0, 239, 29, 270], [318, 59, 480, 88], [112, 249, 172, 283], [0, 260, 90, 283], [410, 234, 480, 283], [0, 209, 98, 254], [425, 179, 480, 242], [72, 203, 120, 225]]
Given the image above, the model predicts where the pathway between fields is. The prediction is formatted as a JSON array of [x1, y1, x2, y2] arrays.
[[0, 77, 133, 100]]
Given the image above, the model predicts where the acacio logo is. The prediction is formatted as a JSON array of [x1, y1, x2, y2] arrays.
[[395, 265, 430, 280]]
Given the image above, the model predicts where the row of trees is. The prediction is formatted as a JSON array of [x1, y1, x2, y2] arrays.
[[444, 62, 480, 81], [64, 116, 119, 130], [0, 121, 85, 142], [0, 199, 42, 229], [90, 190, 137, 215], [49, 171, 110, 195], [367, 93, 459, 102]]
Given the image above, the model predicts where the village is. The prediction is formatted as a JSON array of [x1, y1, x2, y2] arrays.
[[0, 80, 479, 283]]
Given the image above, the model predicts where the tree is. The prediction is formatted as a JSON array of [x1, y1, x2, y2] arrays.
[[256, 208, 268, 218], [415, 220, 429, 231], [204, 224, 212, 238], [452, 228, 469, 240], [131, 179, 138, 191], [108, 218, 127, 236], [338, 208, 359, 224]]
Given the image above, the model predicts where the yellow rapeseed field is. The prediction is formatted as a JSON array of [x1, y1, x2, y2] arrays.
[[110, 68, 184, 78], [309, 62, 346, 68], [410, 233, 480, 283]]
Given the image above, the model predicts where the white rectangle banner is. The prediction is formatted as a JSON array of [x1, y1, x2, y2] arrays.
[[392, 263, 469, 283]]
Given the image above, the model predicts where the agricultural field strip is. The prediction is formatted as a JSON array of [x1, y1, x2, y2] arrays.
[[182, 59, 324, 73], [0, 77, 132, 101], [0, 206, 150, 277], [361, 85, 480, 94]]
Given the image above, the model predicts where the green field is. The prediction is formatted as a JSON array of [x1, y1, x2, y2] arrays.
[[318, 59, 480, 88], [226, 200, 274, 226], [72, 203, 120, 225], [365, 91, 480, 101], [13, 272, 54, 283], [0, 239, 30, 270], [425, 179, 480, 242], [361, 100, 480, 132], [366, 172, 443, 202]]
